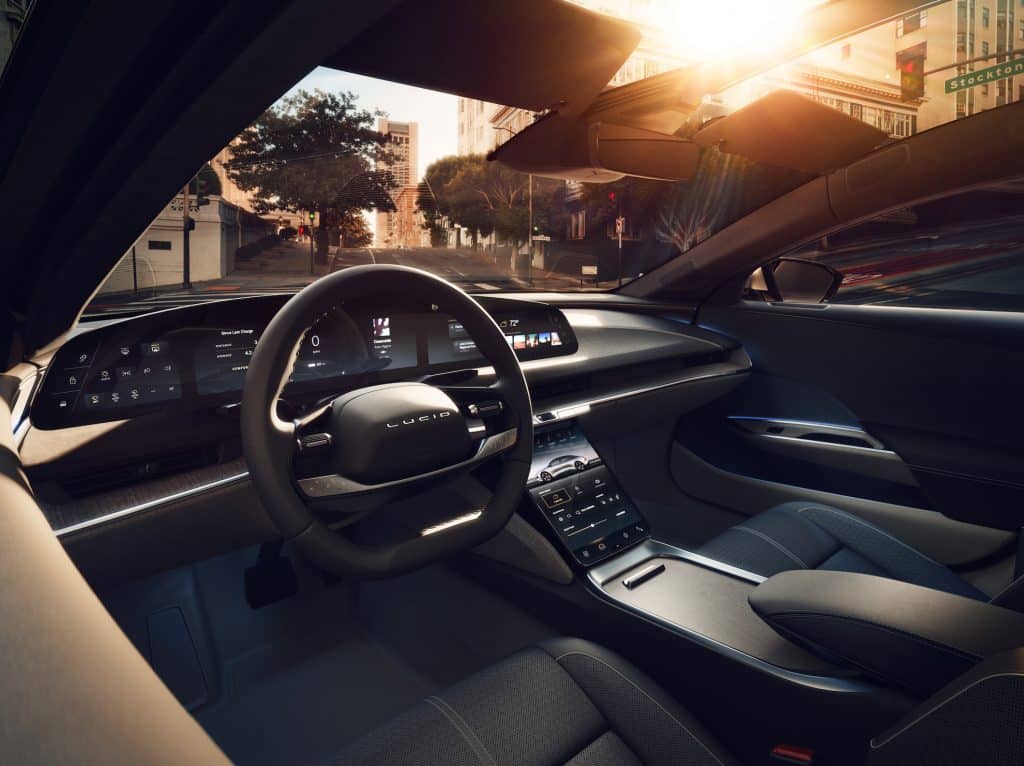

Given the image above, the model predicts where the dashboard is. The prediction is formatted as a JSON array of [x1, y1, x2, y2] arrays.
[[31, 295, 578, 429]]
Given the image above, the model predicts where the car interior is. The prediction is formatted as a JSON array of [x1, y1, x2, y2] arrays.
[[3, 1, 1024, 764]]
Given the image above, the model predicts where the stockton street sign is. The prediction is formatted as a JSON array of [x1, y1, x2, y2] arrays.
[[945, 59, 1024, 94]]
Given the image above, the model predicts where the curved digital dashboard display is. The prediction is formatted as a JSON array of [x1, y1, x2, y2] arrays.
[[31, 295, 577, 430]]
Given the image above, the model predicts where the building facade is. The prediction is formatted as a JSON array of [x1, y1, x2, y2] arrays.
[[98, 196, 272, 296], [375, 119, 421, 247]]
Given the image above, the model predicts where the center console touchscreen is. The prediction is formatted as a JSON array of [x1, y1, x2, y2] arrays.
[[527, 423, 648, 566]]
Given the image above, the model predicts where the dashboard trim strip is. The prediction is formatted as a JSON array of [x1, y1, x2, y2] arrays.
[[53, 470, 251, 538]]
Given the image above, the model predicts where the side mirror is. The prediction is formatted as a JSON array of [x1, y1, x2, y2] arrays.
[[761, 257, 842, 304]]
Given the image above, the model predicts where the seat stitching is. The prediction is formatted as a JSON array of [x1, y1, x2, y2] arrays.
[[793, 505, 943, 566], [553, 651, 726, 766], [730, 526, 809, 568], [425, 695, 497, 766]]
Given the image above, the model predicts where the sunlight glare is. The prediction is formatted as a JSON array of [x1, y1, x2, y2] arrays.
[[648, 0, 825, 64]]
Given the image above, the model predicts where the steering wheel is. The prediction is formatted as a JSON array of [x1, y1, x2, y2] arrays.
[[240, 265, 534, 578]]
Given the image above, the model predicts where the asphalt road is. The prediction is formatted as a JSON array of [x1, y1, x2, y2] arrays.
[[86, 242, 581, 316]]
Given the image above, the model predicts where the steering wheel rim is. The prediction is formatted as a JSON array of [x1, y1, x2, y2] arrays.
[[240, 264, 533, 578]]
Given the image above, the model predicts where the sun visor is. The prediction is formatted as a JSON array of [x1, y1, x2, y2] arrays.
[[693, 90, 889, 173], [325, 0, 641, 117], [491, 114, 698, 182], [581, 68, 697, 135]]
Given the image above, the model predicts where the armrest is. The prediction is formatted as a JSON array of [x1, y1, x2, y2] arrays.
[[748, 571, 1024, 697]]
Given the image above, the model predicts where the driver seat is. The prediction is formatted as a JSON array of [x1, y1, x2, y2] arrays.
[[333, 637, 733, 765]]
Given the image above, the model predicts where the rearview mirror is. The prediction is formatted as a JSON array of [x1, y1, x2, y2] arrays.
[[762, 257, 842, 304]]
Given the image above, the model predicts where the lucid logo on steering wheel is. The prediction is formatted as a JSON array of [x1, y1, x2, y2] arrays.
[[386, 411, 453, 429]]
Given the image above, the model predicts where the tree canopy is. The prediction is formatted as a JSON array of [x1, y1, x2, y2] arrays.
[[224, 90, 396, 257], [418, 155, 561, 248]]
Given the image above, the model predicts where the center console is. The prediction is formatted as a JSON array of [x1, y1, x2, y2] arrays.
[[519, 420, 860, 692], [525, 423, 649, 566]]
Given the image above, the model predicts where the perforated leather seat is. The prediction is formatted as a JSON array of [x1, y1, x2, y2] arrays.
[[696, 501, 987, 600], [332, 637, 734, 766]]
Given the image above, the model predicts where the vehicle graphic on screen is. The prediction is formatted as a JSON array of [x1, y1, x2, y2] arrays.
[[538, 454, 588, 482]]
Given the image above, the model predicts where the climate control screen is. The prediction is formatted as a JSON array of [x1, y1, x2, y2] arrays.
[[527, 424, 648, 566]]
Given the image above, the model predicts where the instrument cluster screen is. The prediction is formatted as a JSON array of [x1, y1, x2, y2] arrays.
[[194, 314, 419, 395]]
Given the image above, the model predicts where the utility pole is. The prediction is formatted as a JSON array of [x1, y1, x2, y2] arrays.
[[181, 183, 192, 289], [527, 173, 533, 285], [308, 211, 316, 275]]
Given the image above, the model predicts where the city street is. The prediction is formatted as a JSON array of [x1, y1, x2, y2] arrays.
[[86, 239, 583, 316]]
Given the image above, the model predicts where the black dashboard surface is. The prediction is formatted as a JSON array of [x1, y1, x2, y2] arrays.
[[32, 295, 577, 429]]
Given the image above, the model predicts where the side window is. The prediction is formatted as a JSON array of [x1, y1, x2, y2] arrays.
[[777, 180, 1024, 311]]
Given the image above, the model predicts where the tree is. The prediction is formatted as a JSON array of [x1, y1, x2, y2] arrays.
[[224, 90, 396, 262], [338, 211, 373, 248], [418, 155, 559, 249]]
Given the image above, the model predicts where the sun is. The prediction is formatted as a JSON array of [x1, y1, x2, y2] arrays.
[[640, 0, 825, 65]]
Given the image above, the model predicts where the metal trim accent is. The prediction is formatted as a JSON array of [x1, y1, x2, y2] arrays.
[[53, 471, 250, 538], [586, 539, 875, 694], [728, 416, 888, 450]]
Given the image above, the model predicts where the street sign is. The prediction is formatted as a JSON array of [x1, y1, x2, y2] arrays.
[[581, 265, 598, 276], [615, 216, 625, 235], [532, 235, 551, 242], [945, 59, 1024, 93]]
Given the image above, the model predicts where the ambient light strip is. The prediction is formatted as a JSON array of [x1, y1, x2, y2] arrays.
[[421, 510, 483, 536]]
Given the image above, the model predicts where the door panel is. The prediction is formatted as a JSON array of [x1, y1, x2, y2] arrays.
[[698, 302, 1024, 527]]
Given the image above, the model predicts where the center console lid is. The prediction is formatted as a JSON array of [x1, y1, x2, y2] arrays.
[[749, 571, 1024, 697]]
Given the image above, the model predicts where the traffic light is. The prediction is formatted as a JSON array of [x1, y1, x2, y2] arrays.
[[309, 211, 317, 224], [898, 48, 926, 101], [194, 177, 211, 207], [186, 216, 196, 231]]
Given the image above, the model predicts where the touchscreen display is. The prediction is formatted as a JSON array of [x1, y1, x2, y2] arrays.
[[527, 424, 648, 565], [428, 312, 567, 366]]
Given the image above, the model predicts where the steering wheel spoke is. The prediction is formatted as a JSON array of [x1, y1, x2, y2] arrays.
[[296, 426, 517, 501]]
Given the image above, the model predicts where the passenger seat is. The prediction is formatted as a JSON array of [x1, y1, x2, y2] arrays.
[[697, 501, 1001, 601]]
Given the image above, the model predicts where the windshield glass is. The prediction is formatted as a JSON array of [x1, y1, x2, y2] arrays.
[[85, 0, 1022, 318]]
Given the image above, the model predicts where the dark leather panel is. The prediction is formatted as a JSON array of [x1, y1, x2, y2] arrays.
[[750, 571, 1024, 697]]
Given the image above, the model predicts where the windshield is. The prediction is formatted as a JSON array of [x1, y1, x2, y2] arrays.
[[85, 0, 1023, 318]]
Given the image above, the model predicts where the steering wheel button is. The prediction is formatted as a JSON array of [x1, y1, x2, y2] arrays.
[[298, 432, 333, 452]]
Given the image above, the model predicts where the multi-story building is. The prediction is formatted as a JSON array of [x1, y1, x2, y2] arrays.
[[375, 119, 421, 247], [719, 1, 1019, 140]]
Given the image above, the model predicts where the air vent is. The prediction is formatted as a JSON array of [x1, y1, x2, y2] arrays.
[[61, 446, 220, 498]]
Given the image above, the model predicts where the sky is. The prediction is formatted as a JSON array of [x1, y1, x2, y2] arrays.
[[283, 66, 458, 182]]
